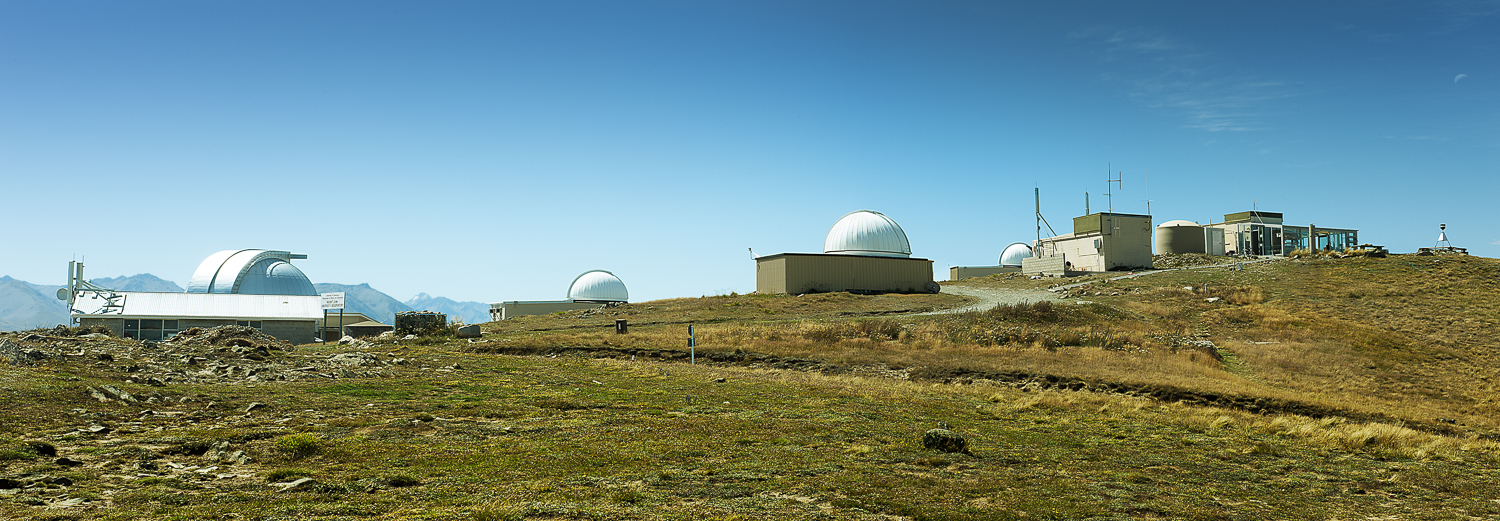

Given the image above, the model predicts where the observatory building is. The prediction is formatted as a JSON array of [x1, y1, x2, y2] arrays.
[[949, 243, 1032, 280], [1026, 212, 1154, 274], [68, 250, 324, 343], [755, 210, 937, 294], [1201, 211, 1359, 256], [489, 270, 629, 321]]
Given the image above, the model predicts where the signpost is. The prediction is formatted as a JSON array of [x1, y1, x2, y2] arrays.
[[320, 292, 346, 344]]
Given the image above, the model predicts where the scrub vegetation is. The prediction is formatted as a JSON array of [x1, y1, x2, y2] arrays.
[[3, 253, 1500, 519]]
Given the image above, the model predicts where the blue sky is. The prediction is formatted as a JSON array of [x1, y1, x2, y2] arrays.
[[2, 1, 1496, 303]]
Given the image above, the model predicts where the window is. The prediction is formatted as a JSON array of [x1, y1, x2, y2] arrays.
[[124, 319, 179, 341]]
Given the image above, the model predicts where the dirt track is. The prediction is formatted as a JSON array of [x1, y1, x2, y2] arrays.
[[922, 285, 1058, 315]]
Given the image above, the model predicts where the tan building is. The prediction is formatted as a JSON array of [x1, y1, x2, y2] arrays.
[[1029, 212, 1153, 273], [757, 253, 935, 294], [755, 210, 938, 294]]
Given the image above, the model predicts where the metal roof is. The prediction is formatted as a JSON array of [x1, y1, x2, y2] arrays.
[[568, 270, 629, 302], [71, 291, 322, 320], [823, 210, 912, 258], [999, 242, 1033, 267], [186, 249, 315, 296]]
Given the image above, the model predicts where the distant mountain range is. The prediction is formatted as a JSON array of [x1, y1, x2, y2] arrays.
[[0, 274, 489, 331]]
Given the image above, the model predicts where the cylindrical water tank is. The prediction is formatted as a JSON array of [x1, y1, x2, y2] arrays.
[[1156, 220, 1206, 254]]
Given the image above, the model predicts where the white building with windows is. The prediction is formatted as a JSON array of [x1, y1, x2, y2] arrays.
[[70, 249, 323, 343]]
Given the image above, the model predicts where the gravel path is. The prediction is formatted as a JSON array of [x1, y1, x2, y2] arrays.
[[920, 285, 1059, 315], [1048, 257, 1281, 292]]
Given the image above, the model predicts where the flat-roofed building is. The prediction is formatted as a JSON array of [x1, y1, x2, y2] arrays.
[[1028, 212, 1153, 273], [66, 249, 324, 343], [755, 210, 937, 294], [1205, 211, 1359, 256], [490, 270, 629, 320]]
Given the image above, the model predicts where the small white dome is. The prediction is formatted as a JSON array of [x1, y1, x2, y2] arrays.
[[1157, 220, 1202, 228], [999, 242, 1033, 267], [568, 270, 628, 302], [823, 210, 912, 258]]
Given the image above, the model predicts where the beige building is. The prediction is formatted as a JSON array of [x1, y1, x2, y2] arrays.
[[1029, 212, 1153, 273], [314, 312, 392, 340], [754, 210, 938, 295], [757, 253, 935, 294]]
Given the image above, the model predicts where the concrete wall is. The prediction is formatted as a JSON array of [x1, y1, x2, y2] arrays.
[[1021, 255, 1067, 276], [490, 301, 603, 321], [756, 253, 935, 295], [949, 266, 1021, 280]]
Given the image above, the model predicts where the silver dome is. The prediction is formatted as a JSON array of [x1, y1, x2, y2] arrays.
[[999, 243, 1033, 267], [568, 270, 628, 302], [187, 249, 316, 296], [823, 210, 912, 258]]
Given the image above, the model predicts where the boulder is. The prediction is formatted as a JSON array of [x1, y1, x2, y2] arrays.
[[456, 325, 482, 339], [274, 477, 318, 492], [922, 428, 971, 454]]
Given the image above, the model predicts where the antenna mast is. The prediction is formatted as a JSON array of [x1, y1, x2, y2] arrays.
[[1105, 163, 1122, 213], [1035, 187, 1057, 242]]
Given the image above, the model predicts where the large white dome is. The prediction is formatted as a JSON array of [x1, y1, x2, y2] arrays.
[[568, 270, 628, 302], [186, 249, 316, 296], [823, 210, 912, 258], [999, 242, 1033, 267]]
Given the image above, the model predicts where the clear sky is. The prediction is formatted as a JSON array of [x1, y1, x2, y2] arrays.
[[2, 1, 1496, 303]]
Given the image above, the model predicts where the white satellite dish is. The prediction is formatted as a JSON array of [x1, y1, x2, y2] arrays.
[[56, 288, 70, 301]]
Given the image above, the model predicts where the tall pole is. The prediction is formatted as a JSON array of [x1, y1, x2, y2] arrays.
[[1035, 187, 1041, 242]]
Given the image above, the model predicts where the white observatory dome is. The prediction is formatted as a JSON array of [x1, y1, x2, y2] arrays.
[[999, 242, 1033, 267], [186, 249, 316, 296], [823, 210, 912, 258], [568, 270, 629, 302]]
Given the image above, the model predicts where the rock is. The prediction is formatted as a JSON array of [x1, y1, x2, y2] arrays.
[[81, 333, 111, 340], [328, 352, 379, 367], [338, 336, 356, 344], [26, 441, 56, 457], [20, 334, 45, 342], [1205, 297, 1222, 303], [86, 425, 112, 434], [54, 457, 83, 467], [244, 402, 266, 414], [402, 334, 417, 341], [713, 377, 726, 383], [0, 478, 21, 489], [97, 353, 115, 362], [0, 339, 40, 366], [922, 428, 971, 454], [87, 387, 111, 402], [456, 325, 482, 339], [98, 385, 138, 402], [377, 331, 396, 340], [274, 477, 318, 492]]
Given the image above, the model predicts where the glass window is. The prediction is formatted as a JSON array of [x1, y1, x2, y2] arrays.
[[125, 319, 138, 329], [163, 320, 177, 330]]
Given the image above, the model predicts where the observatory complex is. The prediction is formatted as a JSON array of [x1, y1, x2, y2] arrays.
[[68, 249, 324, 343], [755, 210, 937, 294], [489, 270, 629, 320]]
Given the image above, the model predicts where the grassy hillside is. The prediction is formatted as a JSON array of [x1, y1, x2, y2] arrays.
[[3, 254, 1499, 520]]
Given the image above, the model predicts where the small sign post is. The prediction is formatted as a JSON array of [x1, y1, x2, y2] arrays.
[[320, 292, 346, 344], [688, 325, 696, 364]]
